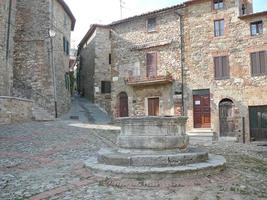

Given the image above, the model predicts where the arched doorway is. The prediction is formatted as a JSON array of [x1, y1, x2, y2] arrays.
[[219, 99, 235, 137], [118, 92, 128, 117]]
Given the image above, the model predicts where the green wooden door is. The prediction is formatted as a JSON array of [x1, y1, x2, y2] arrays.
[[249, 106, 267, 141]]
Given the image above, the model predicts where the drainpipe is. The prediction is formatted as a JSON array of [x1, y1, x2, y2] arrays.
[[5, 0, 12, 95], [176, 11, 185, 116]]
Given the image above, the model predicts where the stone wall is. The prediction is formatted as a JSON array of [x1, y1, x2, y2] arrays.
[[0, 0, 16, 96], [110, 10, 182, 117], [94, 27, 112, 114], [51, 0, 72, 115], [12, 0, 72, 117], [79, 27, 112, 114], [79, 35, 96, 101], [0, 96, 33, 124], [184, 0, 267, 141]]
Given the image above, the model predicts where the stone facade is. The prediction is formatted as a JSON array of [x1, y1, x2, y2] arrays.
[[0, 0, 75, 121], [78, 26, 112, 114], [0, 0, 16, 96], [183, 0, 266, 142], [13, 0, 75, 117], [78, 0, 266, 142]]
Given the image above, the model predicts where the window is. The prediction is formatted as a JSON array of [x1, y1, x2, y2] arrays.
[[109, 53, 111, 64], [63, 36, 69, 55], [101, 81, 111, 93], [251, 51, 267, 76], [214, 56, 229, 79], [147, 17, 156, 32], [213, 0, 224, 10], [214, 19, 224, 37], [146, 52, 157, 77], [250, 21, 263, 36]]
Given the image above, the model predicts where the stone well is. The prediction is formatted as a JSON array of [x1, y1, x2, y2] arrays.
[[85, 116, 226, 179]]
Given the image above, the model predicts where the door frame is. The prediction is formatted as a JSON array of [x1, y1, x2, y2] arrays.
[[219, 98, 235, 137], [192, 89, 211, 128], [249, 105, 267, 141], [145, 96, 160, 116], [118, 92, 128, 117]]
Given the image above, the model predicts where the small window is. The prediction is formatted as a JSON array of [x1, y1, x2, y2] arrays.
[[251, 51, 267, 76], [214, 56, 229, 79], [147, 17, 156, 32], [214, 19, 224, 37], [63, 37, 69, 55], [109, 53, 111, 64], [101, 81, 111, 93], [250, 21, 263, 36], [214, 0, 224, 10]]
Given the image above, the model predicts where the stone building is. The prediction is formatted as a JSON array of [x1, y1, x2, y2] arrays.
[[0, 0, 16, 96], [0, 0, 75, 122], [78, 25, 112, 114], [78, 0, 266, 142]]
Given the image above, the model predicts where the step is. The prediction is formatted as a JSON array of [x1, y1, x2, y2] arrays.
[[187, 129, 216, 146]]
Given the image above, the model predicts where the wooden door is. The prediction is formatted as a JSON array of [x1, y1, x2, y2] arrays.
[[119, 92, 128, 117], [193, 94, 211, 128], [249, 106, 267, 141], [146, 52, 157, 77], [148, 98, 159, 116], [219, 99, 235, 137]]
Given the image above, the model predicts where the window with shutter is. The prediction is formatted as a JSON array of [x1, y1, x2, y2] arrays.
[[251, 51, 267, 76], [214, 56, 229, 79], [146, 52, 157, 77]]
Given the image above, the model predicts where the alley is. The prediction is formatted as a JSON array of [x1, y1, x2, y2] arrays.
[[0, 97, 267, 200]]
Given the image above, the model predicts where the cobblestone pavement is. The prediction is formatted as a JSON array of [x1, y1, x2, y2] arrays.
[[0, 100, 267, 200]]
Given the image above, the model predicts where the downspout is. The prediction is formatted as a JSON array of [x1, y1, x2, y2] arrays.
[[176, 11, 185, 116], [5, 0, 12, 95], [6, 0, 12, 61]]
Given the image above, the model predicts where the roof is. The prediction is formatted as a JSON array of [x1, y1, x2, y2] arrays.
[[57, 0, 76, 30], [239, 11, 267, 19], [109, 3, 185, 26], [78, 3, 186, 47]]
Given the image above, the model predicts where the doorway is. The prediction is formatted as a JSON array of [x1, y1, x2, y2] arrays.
[[118, 92, 128, 117], [249, 106, 267, 141], [148, 97, 159, 116], [219, 99, 235, 137], [193, 90, 211, 128]]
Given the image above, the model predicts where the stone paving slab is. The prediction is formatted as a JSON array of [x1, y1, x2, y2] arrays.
[[0, 98, 266, 199]]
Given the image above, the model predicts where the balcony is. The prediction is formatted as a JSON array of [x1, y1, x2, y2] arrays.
[[127, 75, 173, 87]]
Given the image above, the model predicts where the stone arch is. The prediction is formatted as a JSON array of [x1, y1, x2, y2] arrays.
[[219, 98, 235, 137]]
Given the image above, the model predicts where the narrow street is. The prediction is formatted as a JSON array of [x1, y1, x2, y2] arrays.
[[0, 97, 266, 200]]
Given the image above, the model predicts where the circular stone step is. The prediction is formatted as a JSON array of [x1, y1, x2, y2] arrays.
[[97, 147, 209, 167], [85, 154, 226, 179]]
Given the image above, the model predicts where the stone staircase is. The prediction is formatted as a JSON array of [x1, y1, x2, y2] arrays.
[[187, 129, 217, 146], [12, 87, 54, 121]]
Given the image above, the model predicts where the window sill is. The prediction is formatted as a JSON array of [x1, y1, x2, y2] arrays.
[[214, 77, 230, 80], [251, 74, 267, 77], [147, 29, 158, 33], [250, 34, 263, 38]]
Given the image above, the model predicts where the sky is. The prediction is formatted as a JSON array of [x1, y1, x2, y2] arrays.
[[64, 0, 267, 48]]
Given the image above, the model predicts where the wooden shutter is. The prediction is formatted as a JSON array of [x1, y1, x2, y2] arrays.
[[214, 57, 220, 78], [146, 52, 157, 77], [222, 56, 229, 78], [259, 51, 266, 74], [251, 52, 258, 75]]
